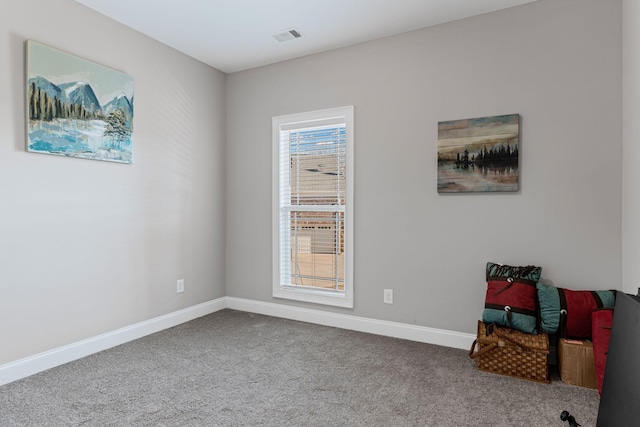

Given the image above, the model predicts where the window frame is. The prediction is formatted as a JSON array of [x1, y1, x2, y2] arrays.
[[272, 106, 354, 308]]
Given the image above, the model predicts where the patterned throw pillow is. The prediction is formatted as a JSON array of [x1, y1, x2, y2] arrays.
[[482, 262, 542, 335], [537, 282, 616, 338]]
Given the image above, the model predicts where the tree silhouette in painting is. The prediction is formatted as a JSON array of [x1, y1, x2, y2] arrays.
[[103, 109, 131, 150]]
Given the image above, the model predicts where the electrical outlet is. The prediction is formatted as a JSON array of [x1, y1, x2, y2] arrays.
[[177, 279, 185, 293], [384, 289, 393, 304]]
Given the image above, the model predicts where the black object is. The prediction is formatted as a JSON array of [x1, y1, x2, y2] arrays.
[[596, 292, 640, 426], [560, 410, 581, 427]]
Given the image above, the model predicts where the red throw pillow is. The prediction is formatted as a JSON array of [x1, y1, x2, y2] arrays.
[[558, 288, 615, 339], [592, 308, 614, 395]]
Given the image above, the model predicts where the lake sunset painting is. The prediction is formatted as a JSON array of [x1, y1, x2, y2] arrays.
[[437, 114, 520, 193]]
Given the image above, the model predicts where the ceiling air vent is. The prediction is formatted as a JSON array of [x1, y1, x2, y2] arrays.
[[273, 27, 302, 43]]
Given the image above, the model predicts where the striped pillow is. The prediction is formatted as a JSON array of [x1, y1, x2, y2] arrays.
[[482, 262, 542, 334]]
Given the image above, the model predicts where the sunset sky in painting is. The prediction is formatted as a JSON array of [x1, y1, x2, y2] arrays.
[[438, 114, 519, 155]]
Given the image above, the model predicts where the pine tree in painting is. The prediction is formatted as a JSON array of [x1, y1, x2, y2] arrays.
[[103, 109, 131, 149]]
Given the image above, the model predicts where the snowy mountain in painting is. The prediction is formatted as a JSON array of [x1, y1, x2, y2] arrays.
[[58, 81, 103, 116], [28, 76, 133, 124], [28, 76, 133, 120]]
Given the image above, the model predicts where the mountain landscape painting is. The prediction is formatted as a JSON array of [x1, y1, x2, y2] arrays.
[[437, 114, 519, 193], [26, 40, 134, 163]]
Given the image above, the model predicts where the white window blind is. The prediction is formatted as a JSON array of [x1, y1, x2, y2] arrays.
[[273, 106, 353, 308]]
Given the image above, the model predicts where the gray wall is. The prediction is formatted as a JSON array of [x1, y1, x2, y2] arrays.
[[226, 0, 623, 334], [623, 0, 640, 295], [0, 0, 227, 365]]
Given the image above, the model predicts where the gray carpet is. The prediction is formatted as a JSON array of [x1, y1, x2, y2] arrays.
[[0, 310, 599, 426]]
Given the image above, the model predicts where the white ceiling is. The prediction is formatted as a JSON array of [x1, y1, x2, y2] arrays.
[[75, 0, 538, 74]]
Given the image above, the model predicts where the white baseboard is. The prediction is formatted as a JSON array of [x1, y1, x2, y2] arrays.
[[1, 296, 475, 387], [0, 298, 226, 386], [226, 297, 476, 351]]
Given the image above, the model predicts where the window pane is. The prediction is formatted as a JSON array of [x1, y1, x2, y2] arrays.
[[289, 211, 344, 290], [289, 127, 346, 206]]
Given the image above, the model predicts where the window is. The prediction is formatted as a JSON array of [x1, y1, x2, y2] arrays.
[[272, 106, 354, 308]]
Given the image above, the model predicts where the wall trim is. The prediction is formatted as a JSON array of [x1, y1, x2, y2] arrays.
[[1, 296, 475, 386], [0, 298, 226, 386], [226, 297, 476, 351]]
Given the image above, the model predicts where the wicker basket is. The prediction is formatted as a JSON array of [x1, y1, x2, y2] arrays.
[[469, 321, 550, 383]]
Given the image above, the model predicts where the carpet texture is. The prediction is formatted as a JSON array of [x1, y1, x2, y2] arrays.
[[0, 310, 599, 426]]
